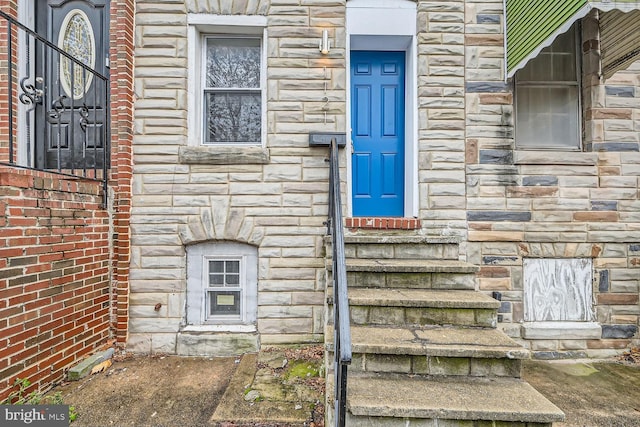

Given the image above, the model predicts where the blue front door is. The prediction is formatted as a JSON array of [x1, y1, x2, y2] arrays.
[[351, 51, 405, 217]]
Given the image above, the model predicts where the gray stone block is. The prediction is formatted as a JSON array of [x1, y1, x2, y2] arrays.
[[522, 322, 602, 340], [591, 201, 617, 211], [522, 176, 558, 186], [592, 143, 639, 152], [532, 351, 588, 360], [482, 256, 519, 265], [479, 149, 513, 165], [498, 302, 511, 314], [477, 14, 501, 24], [599, 270, 610, 293], [466, 82, 509, 93], [601, 324, 638, 339], [605, 86, 635, 97], [467, 211, 531, 222], [68, 348, 115, 381]]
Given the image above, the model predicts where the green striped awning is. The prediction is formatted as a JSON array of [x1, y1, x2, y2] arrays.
[[505, 0, 640, 79]]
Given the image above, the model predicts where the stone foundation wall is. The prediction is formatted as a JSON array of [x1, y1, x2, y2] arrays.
[[131, 0, 640, 355]]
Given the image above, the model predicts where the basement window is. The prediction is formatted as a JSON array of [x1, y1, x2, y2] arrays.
[[186, 241, 257, 326]]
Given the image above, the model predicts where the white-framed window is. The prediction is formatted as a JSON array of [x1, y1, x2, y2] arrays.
[[204, 257, 243, 319], [187, 15, 267, 147], [515, 24, 581, 150], [186, 241, 258, 326], [202, 36, 262, 145]]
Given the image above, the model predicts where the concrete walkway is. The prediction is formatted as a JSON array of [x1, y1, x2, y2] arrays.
[[522, 360, 640, 427], [51, 347, 640, 426]]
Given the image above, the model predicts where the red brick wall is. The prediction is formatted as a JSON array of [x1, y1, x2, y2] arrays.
[[0, 0, 18, 164], [0, 0, 134, 400], [0, 168, 110, 400], [109, 0, 134, 345]]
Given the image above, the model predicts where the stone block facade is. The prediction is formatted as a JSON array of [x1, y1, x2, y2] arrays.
[[465, 5, 640, 356], [130, 0, 639, 356]]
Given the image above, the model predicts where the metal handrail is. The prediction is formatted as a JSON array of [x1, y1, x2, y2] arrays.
[[0, 9, 110, 207], [327, 138, 351, 427]]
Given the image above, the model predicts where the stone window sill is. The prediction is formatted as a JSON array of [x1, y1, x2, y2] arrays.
[[514, 151, 597, 166], [181, 324, 257, 333], [179, 146, 269, 165], [521, 321, 601, 340]]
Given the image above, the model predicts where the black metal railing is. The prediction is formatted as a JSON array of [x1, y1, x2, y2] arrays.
[[327, 138, 352, 427], [0, 10, 109, 206]]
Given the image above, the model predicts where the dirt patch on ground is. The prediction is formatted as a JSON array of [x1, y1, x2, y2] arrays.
[[47, 346, 324, 427], [50, 353, 238, 427], [523, 358, 640, 427]]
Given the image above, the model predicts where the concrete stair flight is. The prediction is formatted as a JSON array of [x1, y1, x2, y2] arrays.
[[325, 234, 564, 426]]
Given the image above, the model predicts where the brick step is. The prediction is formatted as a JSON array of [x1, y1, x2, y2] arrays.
[[346, 373, 564, 426], [325, 235, 460, 261], [327, 325, 527, 377], [327, 289, 499, 328]]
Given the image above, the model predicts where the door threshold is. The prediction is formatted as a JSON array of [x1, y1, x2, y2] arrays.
[[346, 217, 421, 230]]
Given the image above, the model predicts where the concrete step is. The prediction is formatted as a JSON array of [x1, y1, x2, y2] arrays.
[[347, 373, 564, 425], [343, 259, 479, 274], [345, 288, 499, 328], [328, 259, 478, 290], [325, 235, 460, 261], [328, 325, 527, 377], [176, 330, 259, 356]]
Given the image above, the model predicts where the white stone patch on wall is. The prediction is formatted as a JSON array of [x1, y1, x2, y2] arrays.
[[523, 258, 594, 322]]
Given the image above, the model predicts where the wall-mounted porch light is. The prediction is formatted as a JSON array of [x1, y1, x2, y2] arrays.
[[319, 29, 331, 54]]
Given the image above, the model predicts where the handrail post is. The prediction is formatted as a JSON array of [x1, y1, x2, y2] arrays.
[[328, 138, 351, 427]]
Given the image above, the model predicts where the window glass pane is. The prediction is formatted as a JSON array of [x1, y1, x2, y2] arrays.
[[209, 273, 224, 285], [551, 29, 574, 54], [515, 23, 579, 149], [226, 260, 240, 273], [209, 291, 241, 316], [550, 52, 576, 81], [516, 86, 579, 148], [210, 260, 224, 273], [206, 37, 260, 88], [205, 92, 261, 143], [517, 26, 576, 82], [226, 274, 240, 286], [518, 54, 550, 81]]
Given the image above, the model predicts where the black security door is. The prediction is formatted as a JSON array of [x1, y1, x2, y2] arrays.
[[34, 0, 109, 170]]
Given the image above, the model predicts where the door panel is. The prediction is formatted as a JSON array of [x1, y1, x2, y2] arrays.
[[354, 153, 371, 196], [351, 51, 405, 217], [354, 85, 371, 137], [381, 153, 397, 195], [35, 0, 109, 170]]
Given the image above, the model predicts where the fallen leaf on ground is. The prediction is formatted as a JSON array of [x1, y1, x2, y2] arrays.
[[91, 359, 113, 374]]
